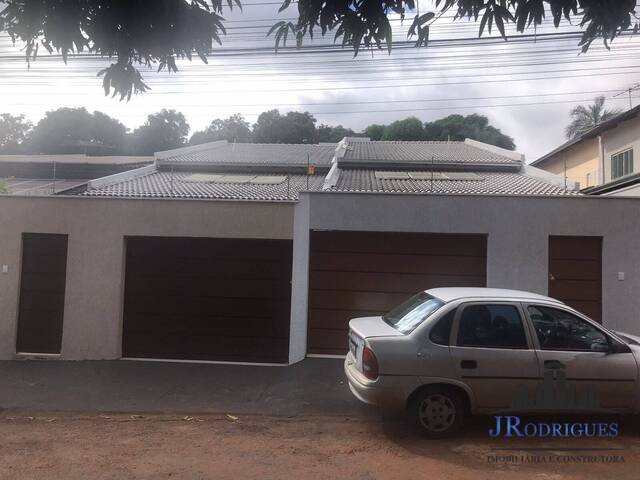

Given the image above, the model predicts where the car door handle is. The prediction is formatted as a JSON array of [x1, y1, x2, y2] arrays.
[[544, 360, 565, 370], [460, 360, 477, 369]]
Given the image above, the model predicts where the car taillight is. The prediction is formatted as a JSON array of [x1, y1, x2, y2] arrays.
[[362, 346, 379, 380]]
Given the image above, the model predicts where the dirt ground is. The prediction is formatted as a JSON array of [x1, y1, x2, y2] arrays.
[[0, 413, 638, 480]]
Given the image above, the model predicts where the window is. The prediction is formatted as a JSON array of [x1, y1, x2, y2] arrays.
[[527, 305, 608, 352], [429, 309, 455, 345], [611, 149, 634, 179], [383, 292, 444, 334], [457, 304, 527, 349]]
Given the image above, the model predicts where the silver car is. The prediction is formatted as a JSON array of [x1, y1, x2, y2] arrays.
[[344, 287, 640, 437]]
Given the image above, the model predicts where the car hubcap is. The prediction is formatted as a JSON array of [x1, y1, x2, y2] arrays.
[[418, 394, 456, 432]]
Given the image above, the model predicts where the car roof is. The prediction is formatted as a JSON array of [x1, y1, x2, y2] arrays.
[[425, 287, 564, 304]]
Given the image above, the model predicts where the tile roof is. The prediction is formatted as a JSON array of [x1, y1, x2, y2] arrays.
[[332, 169, 578, 196], [341, 140, 520, 166], [158, 142, 336, 168], [83, 170, 325, 201]]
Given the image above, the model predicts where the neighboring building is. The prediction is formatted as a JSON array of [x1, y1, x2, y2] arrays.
[[0, 154, 153, 195], [531, 105, 640, 192], [531, 105, 640, 189], [1, 138, 639, 365]]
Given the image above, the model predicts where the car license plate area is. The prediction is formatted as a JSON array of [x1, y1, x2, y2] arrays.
[[349, 331, 363, 370]]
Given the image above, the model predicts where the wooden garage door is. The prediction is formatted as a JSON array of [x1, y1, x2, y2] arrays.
[[16, 233, 68, 354], [549, 236, 602, 322], [123, 237, 292, 363], [308, 232, 487, 355]]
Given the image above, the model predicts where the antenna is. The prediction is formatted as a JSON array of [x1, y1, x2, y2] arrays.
[[614, 83, 640, 109]]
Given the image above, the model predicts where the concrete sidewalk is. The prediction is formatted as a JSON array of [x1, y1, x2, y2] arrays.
[[0, 358, 374, 416]]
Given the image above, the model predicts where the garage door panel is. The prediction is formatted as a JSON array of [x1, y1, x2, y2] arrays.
[[127, 237, 289, 261], [307, 329, 352, 356], [311, 252, 485, 275], [310, 270, 484, 293], [123, 236, 292, 362], [308, 232, 487, 355], [125, 257, 291, 279], [311, 231, 487, 256], [125, 276, 291, 299], [125, 314, 290, 338], [125, 294, 290, 317], [309, 290, 413, 312], [124, 334, 289, 363]]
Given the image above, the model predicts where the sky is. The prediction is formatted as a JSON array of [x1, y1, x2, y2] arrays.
[[0, 0, 639, 162]]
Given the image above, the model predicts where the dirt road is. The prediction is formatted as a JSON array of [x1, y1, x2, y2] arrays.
[[1, 413, 638, 480]]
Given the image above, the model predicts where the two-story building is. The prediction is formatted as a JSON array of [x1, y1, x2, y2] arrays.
[[531, 105, 640, 195]]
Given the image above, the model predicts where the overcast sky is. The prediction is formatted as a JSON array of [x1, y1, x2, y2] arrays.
[[0, 0, 638, 161]]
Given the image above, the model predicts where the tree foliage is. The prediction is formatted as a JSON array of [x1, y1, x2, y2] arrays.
[[29, 107, 127, 154], [190, 114, 252, 144], [365, 114, 515, 148], [130, 109, 190, 155], [424, 114, 515, 149], [1, 1, 637, 99], [0, 0, 240, 100], [381, 117, 425, 141], [364, 124, 386, 141], [274, 1, 638, 55], [252, 109, 319, 144], [565, 96, 623, 139], [0, 113, 32, 153], [318, 124, 357, 143]]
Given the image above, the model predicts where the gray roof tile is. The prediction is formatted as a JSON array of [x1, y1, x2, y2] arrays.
[[83, 170, 324, 201], [333, 169, 578, 196], [342, 141, 519, 165], [160, 142, 336, 167]]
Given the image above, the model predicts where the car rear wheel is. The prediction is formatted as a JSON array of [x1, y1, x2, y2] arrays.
[[409, 386, 466, 438]]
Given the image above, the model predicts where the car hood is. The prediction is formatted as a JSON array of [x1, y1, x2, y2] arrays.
[[349, 316, 404, 339]]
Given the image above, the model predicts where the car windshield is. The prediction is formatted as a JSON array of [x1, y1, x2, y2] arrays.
[[383, 292, 444, 334]]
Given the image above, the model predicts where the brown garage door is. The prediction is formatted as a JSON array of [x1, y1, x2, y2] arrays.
[[16, 233, 68, 354], [123, 237, 292, 363], [308, 231, 487, 355], [549, 236, 602, 322]]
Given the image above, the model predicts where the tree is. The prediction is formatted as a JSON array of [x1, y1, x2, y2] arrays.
[[273, 1, 638, 55], [130, 109, 190, 155], [29, 107, 127, 154], [317, 124, 357, 143], [190, 114, 252, 145], [565, 96, 623, 139], [252, 110, 318, 144], [382, 117, 425, 141], [2, 1, 637, 99], [424, 114, 515, 150], [0, 0, 240, 100], [0, 113, 32, 153], [364, 124, 385, 141]]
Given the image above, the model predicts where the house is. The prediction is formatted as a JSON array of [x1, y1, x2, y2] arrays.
[[1, 138, 639, 365], [531, 105, 640, 193]]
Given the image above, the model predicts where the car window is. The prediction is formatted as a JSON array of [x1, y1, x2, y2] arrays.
[[457, 304, 528, 349], [383, 292, 444, 334], [527, 305, 609, 352], [429, 309, 455, 346]]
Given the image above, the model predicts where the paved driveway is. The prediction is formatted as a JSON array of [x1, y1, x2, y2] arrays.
[[0, 358, 373, 416]]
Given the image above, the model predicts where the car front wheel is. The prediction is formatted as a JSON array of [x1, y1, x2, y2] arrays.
[[409, 386, 466, 438]]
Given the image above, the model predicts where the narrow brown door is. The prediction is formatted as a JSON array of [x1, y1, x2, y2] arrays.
[[16, 233, 69, 354], [548, 236, 602, 322]]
